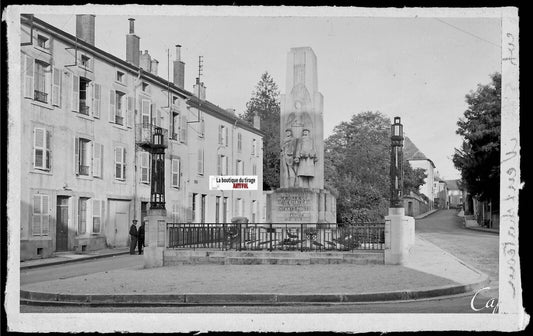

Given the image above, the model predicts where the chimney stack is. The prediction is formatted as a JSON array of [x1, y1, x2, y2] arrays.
[[193, 77, 206, 100], [140, 50, 152, 72], [151, 59, 159, 76], [75, 15, 95, 45], [173, 45, 185, 89], [126, 18, 140, 66]]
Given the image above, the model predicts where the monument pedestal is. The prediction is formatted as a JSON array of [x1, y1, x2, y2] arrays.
[[266, 188, 336, 225], [384, 207, 415, 265], [143, 208, 167, 268]]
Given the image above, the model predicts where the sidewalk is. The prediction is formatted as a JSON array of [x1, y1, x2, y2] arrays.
[[20, 247, 130, 270], [20, 235, 489, 305], [464, 218, 499, 234]]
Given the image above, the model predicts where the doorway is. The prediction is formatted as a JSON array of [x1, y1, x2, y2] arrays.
[[56, 196, 69, 251], [107, 200, 131, 247]]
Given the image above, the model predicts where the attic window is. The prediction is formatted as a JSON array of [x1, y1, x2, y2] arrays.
[[141, 82, 150, 93], [37, 35, 49, 49], [80, 55, 91, 68], [116, 71, 124, 83]]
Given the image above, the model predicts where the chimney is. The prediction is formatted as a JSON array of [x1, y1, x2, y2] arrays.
[[193, 77, 206, 100], [173, 45, 185, 89], [150, 59, 159, 76], [140, 50, 152, 72], [75, 15, 95, 45], [253, 112, 261, 130], [126, 18, 140, 66]]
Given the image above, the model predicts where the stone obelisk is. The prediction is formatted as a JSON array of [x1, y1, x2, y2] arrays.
[[267, 47, 336, 225]]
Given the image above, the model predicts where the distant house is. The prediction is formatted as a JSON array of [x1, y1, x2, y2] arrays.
[[433, 177, 448, 209], [445, 179, 463, 209], [403, 137, 436, 210], [403, 191, 429, 217]]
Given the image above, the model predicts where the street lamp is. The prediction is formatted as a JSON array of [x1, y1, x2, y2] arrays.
[[150, 127, 166, 210], [390, 117, 404, 208]]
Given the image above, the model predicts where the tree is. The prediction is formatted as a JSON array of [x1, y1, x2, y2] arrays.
[[240, 72, 281, 190], [452, 73, 501, 205], [403, 164, 427, 196]]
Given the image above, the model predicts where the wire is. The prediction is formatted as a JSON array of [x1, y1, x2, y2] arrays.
[[434, 18, 500, 49]]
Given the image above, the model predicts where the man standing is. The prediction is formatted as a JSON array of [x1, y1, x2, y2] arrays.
[[138, 220, 146, 255], [129, 220, 138, 255]]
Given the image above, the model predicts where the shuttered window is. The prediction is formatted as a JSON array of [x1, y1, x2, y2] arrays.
[[78, 197, 89, 234], [197, 148, 204, 175], [114, 146, 126, 180], [237, 133, 242, 152], [32, 194, 49, 236], [140, 151, 150, 183], [51, 67, 61, 106], [92, 199, 104, 234], [171, 158, 181, 188], [33, 128, 51, 170], [92, 143, 103, 178]]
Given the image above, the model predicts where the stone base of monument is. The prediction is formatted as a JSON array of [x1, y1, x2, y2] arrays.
[[144, 208, 167, 268], [164, 250, 384, 266], [266, 188, 336, 225], [384, 207, 415, 265]]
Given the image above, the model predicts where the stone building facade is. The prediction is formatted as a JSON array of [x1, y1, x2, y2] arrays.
[[19, 14, 264, 260]]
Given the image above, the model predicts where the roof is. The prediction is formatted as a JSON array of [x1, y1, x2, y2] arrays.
[[21, 14, 264, 137], [404, 136, 435, 168], [444, 179, 460, 190]]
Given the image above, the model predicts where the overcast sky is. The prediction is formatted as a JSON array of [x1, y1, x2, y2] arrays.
[[35, 8, 501, 180]]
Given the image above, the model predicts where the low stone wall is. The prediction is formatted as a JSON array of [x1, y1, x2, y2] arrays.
[[164, 250, 384, 266]]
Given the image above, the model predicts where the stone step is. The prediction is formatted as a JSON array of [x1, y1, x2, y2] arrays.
[[225, 257, 311, 265]]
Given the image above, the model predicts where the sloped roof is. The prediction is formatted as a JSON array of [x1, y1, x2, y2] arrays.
[[404, 136, 428, 161]]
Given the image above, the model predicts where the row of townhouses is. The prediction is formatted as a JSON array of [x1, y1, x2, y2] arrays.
[[20, 14, 265, 260]]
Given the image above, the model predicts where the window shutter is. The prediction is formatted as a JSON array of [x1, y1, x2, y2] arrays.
[[122, 147, 127, 180], [93, 142, 101, 177], [225, 127, 229, 146], [180, 114, 188, 144], [141, 99, 151, 125], [72, 75, 79, 112], [225, 156, 229, 175], [45, 129, 51, 170], [32, 195, 41, 236], [171, 158, 179, 187], [24, 54, 34, 98], [93, 83, 101, 118], [74, 137, 79, 175], [217, 155, 221, 175], [100, 144, 104, 177], [218, 126, 222, 145], [127, 96, 134, 128], [141, 152, 149, 183], [109, 89, 115, 122], [33, 128, 44, 169], [187, 193, 193, 222], [114, 147, 119, 178], [52, 67, 61, 106], [41, 195, 49, 235]]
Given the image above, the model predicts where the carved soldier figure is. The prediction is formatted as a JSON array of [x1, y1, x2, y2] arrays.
[[281, 129, 298, 187], [294, 128, 317, 188]]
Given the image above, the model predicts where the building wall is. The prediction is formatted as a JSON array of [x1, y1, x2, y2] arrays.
[[19, 17, 264, 260]]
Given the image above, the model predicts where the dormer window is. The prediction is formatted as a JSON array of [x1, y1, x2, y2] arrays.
[[80, 55, 90, 68], [116, 71, 125, 83], [37, 35, 49, 49], [142, 82, 150, 93]]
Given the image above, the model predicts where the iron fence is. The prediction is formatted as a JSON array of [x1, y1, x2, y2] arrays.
[[167, 222, 385, 252]]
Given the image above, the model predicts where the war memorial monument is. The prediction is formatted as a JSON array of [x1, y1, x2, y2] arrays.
[[267, 47, 337, 225]]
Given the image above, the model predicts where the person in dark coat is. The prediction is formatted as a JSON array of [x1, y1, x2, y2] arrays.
[[129, 220, 138, 255], [138, 221, 146, 255]]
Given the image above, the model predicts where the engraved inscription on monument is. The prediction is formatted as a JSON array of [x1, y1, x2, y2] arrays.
[[271, 191, 318, 223]]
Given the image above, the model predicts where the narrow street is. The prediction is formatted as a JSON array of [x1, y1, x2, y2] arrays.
[[415, 209, 499, 299]]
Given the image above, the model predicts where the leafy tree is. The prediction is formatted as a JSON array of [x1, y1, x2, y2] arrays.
[[240, 72, 281, 190], [403, 164, 427, 196], [452, 73, 501, 205]]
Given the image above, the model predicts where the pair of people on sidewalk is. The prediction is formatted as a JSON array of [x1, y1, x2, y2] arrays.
[[129, 220, 145, 255]]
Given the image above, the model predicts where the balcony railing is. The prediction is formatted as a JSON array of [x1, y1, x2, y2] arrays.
[[115, 114, 124, 126], [135, 123, 168, 148], [34, 90, 48, 103], [78, 165, 90, 176], [167, 222, 385, 252]]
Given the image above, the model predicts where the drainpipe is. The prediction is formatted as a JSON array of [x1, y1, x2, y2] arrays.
[[133, 68, 142, 221]]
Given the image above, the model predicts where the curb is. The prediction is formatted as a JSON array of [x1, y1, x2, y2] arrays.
[[414, 209, 439, 219], [20, 276, 489, 307], [20, 251, 130, 270], [462, 217, 499, 235]]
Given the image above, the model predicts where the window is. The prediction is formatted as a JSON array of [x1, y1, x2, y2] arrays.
[[79, 77, 90, 115], [92, 199, 104, 234], [116, 71, 125, 83], [171, 158, 181, 188], [197, 148, 204, 175], [141, 99, 151, 126], [33, 128, 51, 171], [223, 197, 228, 223], [171, 112, 179, 140], [237, 133, 242, 152], [141, 82, 150, 93], [114, 146, 126, 180], [217, 155, 229, 175], [215, 196, 221, 223], [115, 91, 125, 125], [172, 96, 179, 106], [33, 60, 50, 103], [140, 152, 150, 184], [78, 197, 89, 234], [80, 55, 91, 68], [32, 194, 49, 236], [236, 160, 244, 175], [201, 194, 206, 223], [218, 125, 228, 146], [192, 193, 198, 222], [36, 35, 49, 49], [75, 138, 91, 176], [109, 90, 132, 127], [252, 139, 257, 155]]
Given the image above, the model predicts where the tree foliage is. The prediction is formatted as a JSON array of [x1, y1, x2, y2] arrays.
[[452, 73, 501, 204], [325, 111, 425, 222], [240, 72, 281, 190]]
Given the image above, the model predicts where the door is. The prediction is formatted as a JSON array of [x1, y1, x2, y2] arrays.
[[56, 196, 69, 251], [407, 202, 413, 217], [141, 201, 148, 225], [107, 200, 131, 247]]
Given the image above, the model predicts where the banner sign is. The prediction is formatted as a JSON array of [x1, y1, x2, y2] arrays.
[[209, 176, 258, 190]]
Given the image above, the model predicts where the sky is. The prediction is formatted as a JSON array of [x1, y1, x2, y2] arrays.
[[35, 8, 501, 180]]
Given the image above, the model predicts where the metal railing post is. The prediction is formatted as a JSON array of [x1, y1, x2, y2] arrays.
[[269, 223, 273, 252], [300, 223, 304, 252]]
